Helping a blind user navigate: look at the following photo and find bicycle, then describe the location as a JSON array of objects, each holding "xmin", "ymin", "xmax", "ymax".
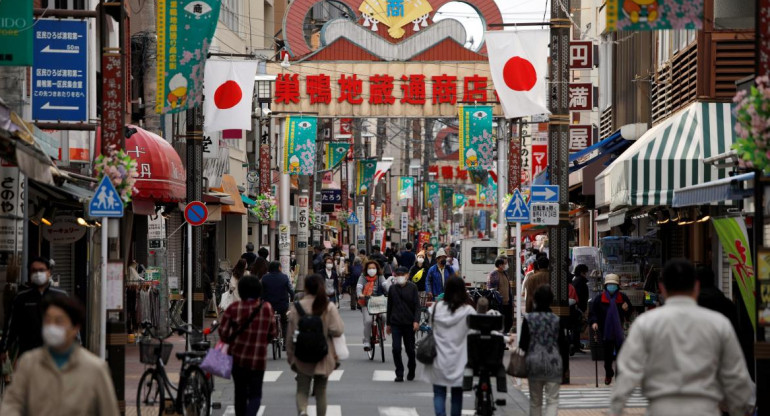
[
  {"xmin": 415, "ymin": 302, "xmax": 434, "ymax": 342},
  {"xmin": 135, "ymin": 321, "xmax": 218, "ymax": 416},
  {"xmin": 367, "ymin": 312, "xmax": 387, "ymax": 362},
  {"xmin": 271, "ymin": 312, "xmax": 284, "ymax": 360}
]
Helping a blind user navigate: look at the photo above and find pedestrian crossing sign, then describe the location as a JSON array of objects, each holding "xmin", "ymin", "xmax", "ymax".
[
  {"xmin": 505, "ymin": 188, "xmax": 529, "ymax": 223},
  {"xmin": 347, "ymin": 212, "xmax": 359, "ymax": 225},
  {"xmin": 88, "ymin": 176, "xmax": 124, "ymax": 218}
]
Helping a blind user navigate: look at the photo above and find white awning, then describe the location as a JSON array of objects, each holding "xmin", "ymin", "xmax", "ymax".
[
  {"xmin": 595, "ymin": 213, "xmax": 610, "ymax": 233},
  {"xmin": 672, "ymin": 172, "xmax": 754, "ymax": 207}
]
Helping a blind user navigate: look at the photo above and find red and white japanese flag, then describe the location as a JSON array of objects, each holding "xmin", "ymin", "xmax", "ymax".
[
  {"xmin": 203, "ymin": 60, "xmax": 258, "ymax": 133},
  {"xmin": 485, "ymin": 30, "xmax": 551, "ymax": 118}
]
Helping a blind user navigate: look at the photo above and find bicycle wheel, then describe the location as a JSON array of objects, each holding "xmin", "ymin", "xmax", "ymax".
[
  {"xmin": 137, "ymin": 369, "xmax": 164, "ymax": 416},
  {"xmin": 180, "ymin": 367, "xmax": 211, "ymax": 416},
  {"xmin": 367, "ymin": 322, "xmax": 376, "ymax": 361},
  {"xmin": 379, "ymin": 322, "xmax": 386, "ymax": 363}
]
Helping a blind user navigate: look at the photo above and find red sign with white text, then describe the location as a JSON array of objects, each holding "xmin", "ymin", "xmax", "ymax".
[
  {"xmin": 101, "ymin": 54, "xmax": 124, "ymax": 153},
  {"xmin": 532, "ymin": 144, "xmax": 548, "ymax": 179}
]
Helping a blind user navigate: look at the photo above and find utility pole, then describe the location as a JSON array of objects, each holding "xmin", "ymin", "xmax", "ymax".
[
  {"xmin": 549, "ymin": 0, "xmax": 572, "ymax": 383},
  {"xmin": 278, "ymin": 117, "xmax": 291, "ymax": 282},
  {"xmin": 185, "ymin": 107, "xmax": 204, "ymax": 330},
  {"xmin": 496, "ymin": 118, "xmax": 508, "ymax": 249},
  {"xmin": 353, "ymin": 119, "xmax": 364, "ymax": 252},
  {"xmin": 422, "ymin": 119, "xmax": 433, "ymax": 237}
]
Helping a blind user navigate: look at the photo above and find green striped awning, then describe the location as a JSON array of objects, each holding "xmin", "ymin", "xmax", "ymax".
[{"xmin": 595, "ymin": 102, "xmax": 734, "ymax": 211}]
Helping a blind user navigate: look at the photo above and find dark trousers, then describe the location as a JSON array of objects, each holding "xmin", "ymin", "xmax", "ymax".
[
  {"xmin": 501, "ymin": 303, "xmax": 513, "ymax": 333},
  {"xmin": 348, "ymin": 286, "xmax": 358, "ymax": 309},
  {"xmin": 232, "ymin": 364, "xmax": 265, "ymax": 416},
  {"xmin": 603, "ymin": 341, "xmax": 621, "ymax": 379},
  {"xmin": 276, "ymin": 310, "xmax": 288, "ymax": 339},
  {"xmin": 391, "ymin": 324, "xmax": 416, "ymax": 378}
]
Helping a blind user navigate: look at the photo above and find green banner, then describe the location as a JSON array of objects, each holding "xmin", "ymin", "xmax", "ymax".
[
  {"xmin": 459, "ymin": 105, "xmax": 494, "ymax": 171},
  {"xmin": 0, "ymin": 0, "xmax": 32, "ymax": 66},
  {"xmin": 356, "ymin": 158, "xmax": 377, "ymax": 196},
  {"xmin": 325, "ymin": 142, "xmax": 350, "ymax": 170},
  {"xmin": 398, "ymin": 177, "xmax": 415, "ymax": 200},
  {"xmin": 441, "ymin": 187, "xmax": 454, "ymax": 206},
  {"xmin": 712, "ymin": 217, "xmax": 756, "ymax": 330},
  {"xmin": 156, "ymin": 0, "xmax": 221, "ymax": 113},
  {"xmin": 425, "ymin": 182, "xmax": 439, "ymax": 208},
  {"xmin": 476, "ymin": 176, "xmax": 497, "ymax": 205},
  {"xmin": 454, "ymin": 193, "xmax": 467, "ymax": 208},
  {"xmin": 283, "ymin": 116, "xmax": 317, "ymax": 175},
  {"xmin": 606, "ymin": 0, "xmax": 702, "ymax": 31}
]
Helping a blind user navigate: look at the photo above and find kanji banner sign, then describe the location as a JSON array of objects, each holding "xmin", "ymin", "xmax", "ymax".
[
  {"xmin": 441, "ymin": 187, "xmax": 454, "ymax": 206},
  {"xmin": 454, "ymin": 193, "xmax": 467, "ymax": 208},
  {"xmin": 606, "ymin": 0, "xmax": 702, "ymax": 31},
  {"xmin": 356, "ymin": 158, "xmax": 377, "ymax": 195},
  {"xmin": 425, "ymin": 182, "xmax": 439, "ymax": 208},
  {"xmin": 156, "ymin": 0, "xmax": 221, "ymax": 114},
  {"xmin": 283, "ymin": 116, "xmax": 318, "ymax": 175},
  {"xmin": 458, "ymin": 105, "xmax": 494, "ymax": 171},
  {"xmin": 324, "ymin": 142, "xmax": 351, "ymax": 169},
  {"xmin": 0, "ymin": 0, "xmax": 32, "ymax": 66},
  {"xmin": 398, "ymin": 176, "xmax": 415, "ymax": 200},
  {"xmin": 712, "ymin": 217, "xmax": 756, "ymax": 330}
]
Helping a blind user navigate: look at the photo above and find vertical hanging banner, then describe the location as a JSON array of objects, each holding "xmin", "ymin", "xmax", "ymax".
[
  {"xmin": 325, "ymin": 142, "xmax": 351, "ymax": 170},
  {"xmin": 441, "ymin": 187, "xmax": 454, "ymax": 206},
  {"xmin": 0, "ymin": 0, "xmax": 32, "ymax": 66},
  {"xmin": 398, "ymin": 177, "xmax": 415, "ymax": 200},
  {"xmin": 476, "ymin": 177, "xmax": 497, "ymax": 205},
  {"xmin": 606, "ymin": 0, "xmax": 703, "ymax": 31},
  {"xmin": 284, "ymin": 116, "xmax": 318, "ymax": 175},
  {"xmin": 355, "ymin": 158, "xmax": 377, "ymax": 195},
  {"xmin": 712, "ymin": 217, "xmax": 756, "ymax": 330},
  {"xmin": 101, "ymin": 53, "xmax": 125, "ymax": 151},
  {"xmin": 453, "ymin": 193, "xmax": 467, "ymax": 208},
  {"xmin": 156, "ymin": 0, "xmax": 221, "ymax": 114},
  {"xmin": 425, "ymin": 182, "xmax": 439, "ymax": 208},
  {"xmin": 458, "ymin": 105, "xmax": 494, "ymax": 171}
]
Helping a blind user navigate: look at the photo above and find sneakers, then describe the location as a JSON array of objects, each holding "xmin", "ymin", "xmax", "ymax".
[
  {"xmin": 394, "ymin": 377, "xmax": 404, "ymax": 382},
  {"xmin": 406, "ymin": 372, "xmax": 415, "ymax": 381}
]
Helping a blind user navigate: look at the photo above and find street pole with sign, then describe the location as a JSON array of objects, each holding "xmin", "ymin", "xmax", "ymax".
[{"xmin": 297, "ymin": 192, "xmax": 310, "ymax": 283}]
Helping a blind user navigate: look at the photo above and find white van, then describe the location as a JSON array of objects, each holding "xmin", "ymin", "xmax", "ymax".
[{"xmin": 460, "ymin": 238, "xmax": 501, "ymax": 287}]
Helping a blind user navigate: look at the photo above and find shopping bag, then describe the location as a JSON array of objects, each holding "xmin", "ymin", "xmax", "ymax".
[
  {"xmin": 332, "ymin": 334, "xmax": 349, "ymax": 361},
  {"xmin": 200, "ymin": 341, "xmax": 233, "ymax": 379},
  {"xmin": 219, "ymin": 290, "xmax": 233, "ymax": 311},
  {"xmin": 506, "ymin": 347, "xmax": 527, "ymax": 378},
  {"xmin": 415, "ymin": 306, "xmax": 437, "ymax": 364}
]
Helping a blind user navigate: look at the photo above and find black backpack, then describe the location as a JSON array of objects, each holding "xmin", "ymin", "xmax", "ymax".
[{"xmin": 293, "ymin": 301, "xmax": 328, "ymax": 363}]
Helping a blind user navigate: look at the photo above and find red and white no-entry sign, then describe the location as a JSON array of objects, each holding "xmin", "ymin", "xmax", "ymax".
[{"xmin": 184, "ymin": 201, "xmax": 208, "ymax": 226}]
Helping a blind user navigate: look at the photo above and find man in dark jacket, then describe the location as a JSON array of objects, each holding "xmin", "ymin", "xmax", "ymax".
[
  {"xmin": 588, "ymin": 273, "xmax": 633, "ymax": 385},
  {"xmin": 250, "ymin": 247, "xmax": 269, "ymax": 279},
  {"xmin": 260, "ymin": 261, "xmax": 295, "ymax": 339},
  {"xmin": 1, "ymin": 257, "xmax": 68, "ymax": 360},
  {"xmin": 571, "ymin": 264, "xmax": 590, "ymax": 352},
  {"xmin": 386, "ymin": 266, "xmax": 420, "ymax": 382},
  {"xmin": 240, "ymin": 242, "xmax": 257, "ymax": 267},
  {"xmin": 398, "ymin": 243, "xmax": 416, "ymax": 270}
]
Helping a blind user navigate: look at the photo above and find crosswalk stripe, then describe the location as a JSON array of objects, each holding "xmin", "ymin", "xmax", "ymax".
[
  {"xmin": 519, "ymin": 387, "xmax": 649, "ymax": 409},
  {"xmin": 373, "ymin": 370, "xmax": 397, "ymax": 381},
  {"xmin": 378, "ymin": 407, "xmax": 420, "ymax": 416},
  {"xmin": 232, "ymin": 405, "xmax": 342, "ymax": 416},
  {"xmin": 328, "ymin": 369, "xmax": 344, "ymax": 381},
  {"xmin": 263, "ymin": 370, "xmax": 283, "ymax": 382}
]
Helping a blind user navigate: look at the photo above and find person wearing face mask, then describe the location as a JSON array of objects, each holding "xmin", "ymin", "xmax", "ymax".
[
  {"xmin": 409, "ymin": 251, "xmax": 429, "ymax": 296},
  {"xmin": 588, "ymin": 273, "xmax": 633, "ymax": 385},
  {"xmin": 0, "ymin": 294, "xmax": 119, "ymax": 415},
  {"xmin": 425, "ymin": 248, "xmax": 455, "ymax": 300},
  {"xmin": 0, "ymin": 257, "xmax": 68, "ymax": 362},
  {"xmin": 386, "ymin": 267, "xmax": 420, "ymax": 382},
  {"xmin": 356, "ymin": 261, "xmax": 387, "ymax": 349},
  {"xmin": 323, "ymin": 257, "xmax": 340, "ymax": 305},
  {"xmin": 487, "ymin": 258, "xmax": 512, "ymax": 333},
  {"xmin": 424, "ymin": 244, "xmax": 437, "ymax": 267}
]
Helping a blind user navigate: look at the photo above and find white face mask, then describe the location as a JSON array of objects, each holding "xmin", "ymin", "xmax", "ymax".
[
  {"xmin": 503, "ymin": 264, "xmax": 509, "ymax": 271},
  {"xmin": 31, "ymin": 271, "xmax": 49, "ymax": 287},
  {"xmin": 396, "ymin": 276, "xmax": 407, "ymax": 285},
  {"xmin": 42, "ymin": 324, "xmax": 68, "ymax": 348},
  {"xmin": 416, "ymin": 257, "xmax": 424, "ymax": 264},
  {"xmin": 428, "ymin": 250, "xmax": 435, "ymax": 256},
  {"xmin": 367, "ymin": 268, "xmax": 378, "ymax": 277},
  {"xmin": 326, "ymin": 263, "xmax": 334, "ymax": 270}
]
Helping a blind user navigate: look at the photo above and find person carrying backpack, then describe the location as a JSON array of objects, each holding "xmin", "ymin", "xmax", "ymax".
[{"xmin": 287, "ymin": 274, "xmax": 344, "ymax": 416}]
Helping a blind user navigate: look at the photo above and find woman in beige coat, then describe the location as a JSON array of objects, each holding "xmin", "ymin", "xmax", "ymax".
[
  {"xmin": 0, "ymin": 294, "xmax": 119, "ymax": 415},
  {"xmin": 287, "ymin": 273, "xmax": 344, "ymax": 416}
]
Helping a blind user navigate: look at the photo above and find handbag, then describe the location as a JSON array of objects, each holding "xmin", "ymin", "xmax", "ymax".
[
  {"xmin": 332, "ymin": 334, "xmax": 349, "ymax": 361},
  {"xmin": 506, "ymin": 347, "xmax": 528, "ymax": 378},
  {"xmin": 415, "ymin": 305, "xmax": 437, "ymax": 364},
  {"xmin": 200, "ymin": 341, "xmax": 233, "ymax": 379}
]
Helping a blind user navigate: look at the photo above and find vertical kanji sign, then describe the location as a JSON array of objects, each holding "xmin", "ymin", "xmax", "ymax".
[
  {"xmin": 568, "ymin": 125, "xmax": 593, "ymax": 153},
  {"xmin": 568, "ymin": 83, "xmax": 593, "ymax": 111},
  {"xmin": 101, "ymin": 54, "xmax": 124, "ymax": 152},
  {"xmin": 532, "ymin": 144, "xmax": 548, "ymax": 179},
  {"xmin": 569, "ymin": 41, "xmax": 593, "ymax": 69},
  {"xmin": 508, "ymin": 121, "xmax": 521, "ymax": 192}
]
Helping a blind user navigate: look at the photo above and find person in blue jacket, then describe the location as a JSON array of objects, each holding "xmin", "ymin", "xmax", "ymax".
[{"xmin": 425, "ymin": 248, "xmax": 456, "ymax": 299}]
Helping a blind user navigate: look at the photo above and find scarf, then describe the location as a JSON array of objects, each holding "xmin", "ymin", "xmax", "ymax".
[
  {"xmin": 358, "ymin": 275, "xmax": 378, "ymax": 306},
  {"xmin": 603, "ymin": 289, "xmax": 625, "ymax": 345}
]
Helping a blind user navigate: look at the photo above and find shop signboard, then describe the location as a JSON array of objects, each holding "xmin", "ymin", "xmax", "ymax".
[
  {"xmin": 0, "ymin": 163, "xmax": 24, "ymax": 252},
  {"xmin": 400, "ymin": 212, "xmax": 409, "ymax": 237},
  {"xmin": 106, "ymin": 262, "xmax": 123, "ymax": 310},
  {"xmin": 0, "ymin": 0, "xmax": 32, "ymax": 66},
  {"xmin": 530, "ymin": 202, "xmax": 559, "ymax": 225},
  {"xmin": 569, "ymin": 41, "xmax": 593, "ymax": 69},
  {"xmin": 712, "ymin": 217, "xmax": 756, "ymax": 329},
  {"xmin": 606, "ymin": 0, "xmax": 703, "ymax": 31},
  {"xmin": 42, "ymin": 216, "xmax": 87, "ymax": 245},
  {"xmin": 297, "ymin": 195, "xmax": 309, "ymax": 248}
]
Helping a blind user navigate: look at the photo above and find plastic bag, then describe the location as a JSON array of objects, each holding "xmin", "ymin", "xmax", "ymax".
[
  {"xmin": 332, "ymin": 334, "xmax": 349, "ymax": 361},
  {"xmin": 200, "ymin": 341, "xmax": 233, "ymax": 379}
]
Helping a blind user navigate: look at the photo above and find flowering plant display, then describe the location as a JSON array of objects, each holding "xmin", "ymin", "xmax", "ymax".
[
  {"xmin": 94, "ymin": 147, "xmax": 138, "ymax": 205},
  {"xmin": 336, "ymin": 210, "xmax": 350, "ymax": 228},
  {"xmin": 383, "ymin": 215, "xmax": 394, "ymax": 229},
  {"xmin": 732, "ymin": 76, "xmax": 770, "ymax": 172},
  {"xmin": 250, "ymin": 193, "xmax": 277, "ymax": 222}
]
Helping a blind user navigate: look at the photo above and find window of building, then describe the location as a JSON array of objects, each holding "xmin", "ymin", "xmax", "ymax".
[
  {"xmin": 221, "ymin": 0, "xmax": 241, "ymax": 32},
  {"xmin": 471, "ymin": 247, "xmax": 497, "ymax": 265}
]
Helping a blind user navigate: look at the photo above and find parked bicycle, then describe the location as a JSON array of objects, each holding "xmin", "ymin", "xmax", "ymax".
[{"xmin": 135, "ymin": 321, "xmax": 219, "ymax": 416}]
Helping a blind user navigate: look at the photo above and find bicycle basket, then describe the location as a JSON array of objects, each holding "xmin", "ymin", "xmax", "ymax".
[
  {"xmin": 139, "ymin": 341, "xmax": 173, "ymax": 365},
  {"xmin": 367, "ymin": 296, "xmax": 387, "ymax": 315}
]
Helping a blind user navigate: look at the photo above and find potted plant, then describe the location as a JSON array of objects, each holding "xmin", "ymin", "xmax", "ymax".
[{"xmin": 94, "ymin": 146, "xmax": 139, "ymax": 205}]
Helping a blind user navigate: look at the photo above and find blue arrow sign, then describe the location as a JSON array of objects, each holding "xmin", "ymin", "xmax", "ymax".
[
  {"xmin": 89, "ymin": 176, "xmax": 124, "ymax": 218},
  {"xmin": 505, "ymin": 189, "xmax": 530, "ymax": 223},
  {"xmin": 530, "ymin": 185, "xmax": 559, "ymax": 203},
  {"xmin": 347, "ymin": 212, "xmax": 359, "ymax": 225},
  {"xmin": 32, "ymin": 20, "xmax": 88, "ymax": 122}
]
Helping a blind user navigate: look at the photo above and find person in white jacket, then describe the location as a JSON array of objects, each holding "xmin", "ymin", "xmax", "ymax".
[{"xmin": 421, "ymin": 276, "xmax": 475, "ymax": 416}]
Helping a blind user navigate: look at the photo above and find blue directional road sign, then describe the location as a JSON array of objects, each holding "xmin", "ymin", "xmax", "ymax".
[
  {"xmin": 505, "ymin": 189, "xmax": 530, "ymax": 223},
  {"xmin": 32, "ymin": 20, "xmax": 88, "ymax": 121},
  {"xmin": 89, "ymin": 176, "xmax": 124, "ymax": 218},
  {"xmin": 347, "ymin": 212, "xmax": 359, "ymax": 225},
  {"xmin": 530, "ymin": 185, "xmax": 559, "ymax": 203}
]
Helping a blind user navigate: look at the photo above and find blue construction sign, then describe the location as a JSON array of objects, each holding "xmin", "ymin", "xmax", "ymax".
[
  {"xmin": 505, "ymin": 188, "xmax": 530, "ymax": 223},
  {"xmin": 347, "ymin": 212, "xmax": 359, "ymax": 225},
  {"xmin": 89, "ymin": 176, "xmax": 124, "ymax": 218},
  {"xmin": 32, "ymin": 19, "xmax": 88, "ymax": 122},
  {"xmin": 530, "ymin": 185, "xmax": 559, "ymax": 203}
]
